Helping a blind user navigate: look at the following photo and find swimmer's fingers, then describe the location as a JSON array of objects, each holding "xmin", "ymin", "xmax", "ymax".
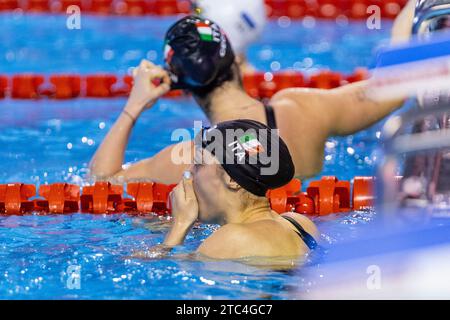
[
  {"xmin": 182, "ymin": 174, "xmax": 195, "ymax": 202},
  {"xmin": 132, "ymin": 60, "xmax": 152, "ymax": 77},
  {"xmin": 152, "ymin": 81, "xmax": 170, "ymax": 97},
  {"xmin": 139, "ymin": 59, "xmax": 155, "ymax": 70},
  {"xmin": 148, "ymin": 67, "xmax": 170, "ymax": 83},
  {"xmin": 132, "ymin": 62, "xmax": 170, "ymax": 96},
  {"xmin": 170, "ymin": 183, "xmax": 183, "ymax": 203},
  {"xmin": 137, "ymin": 60, "xmax": 164, "ymax": 77}
]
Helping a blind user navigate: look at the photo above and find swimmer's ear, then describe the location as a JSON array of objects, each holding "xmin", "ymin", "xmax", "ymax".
[
  {"xmin": 224, "ymin": 176, "xmax": 241, "ymax": 192},
  {"xmin": 218, "ymin": 167, "xmax": 241, "ymax": 191}
]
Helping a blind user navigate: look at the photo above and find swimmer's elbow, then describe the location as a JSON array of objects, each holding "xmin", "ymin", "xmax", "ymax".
[{"xmin": 88, "ymin": 161, "xmax": 125, "ymax": 181}]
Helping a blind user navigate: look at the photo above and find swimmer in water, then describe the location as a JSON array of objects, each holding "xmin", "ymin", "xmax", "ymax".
[
  {"xmin": 191, "ymin": 0, "xmax": 267, "ymax": 73},
  {"xmin": 90, "ymin": 16, "xmax": 407, "ymax": 184},
  {"xmin": 133, "ymin": 119, "xmax": 319, "ymax": 263}
]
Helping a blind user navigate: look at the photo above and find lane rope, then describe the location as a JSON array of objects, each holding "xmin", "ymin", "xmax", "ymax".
[
  {"xmin": 0, "ymin": 68, "xmax": 369, "ymax": 100},
  {"xmin": 0, "ymin": 176, "xmax": 375, "ymax": 216}
]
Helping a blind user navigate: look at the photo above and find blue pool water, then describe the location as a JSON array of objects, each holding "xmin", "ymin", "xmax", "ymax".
[{"xmin": 0, "ymin": 13, "xmax": 393, "ymax": 299}]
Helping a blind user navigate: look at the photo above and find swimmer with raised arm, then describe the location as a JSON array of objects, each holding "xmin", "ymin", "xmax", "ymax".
[
  {"xmin": 90, "ymin": 15, "xmax": 408, "ymax": 184},
  {"xmin": 134, "ymin": 120, "xmax": 319, "ymax": 263}
]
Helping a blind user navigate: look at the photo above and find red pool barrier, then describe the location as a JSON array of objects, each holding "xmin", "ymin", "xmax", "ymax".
[
  {"xmin": 11, "ymin": 74, "xmax": 45, "ymax": 99},
  {"xmin": 307, "ymin": 176, "xmax": 351, "ymax": 216},
  {"xmin": 243, "ymin": 72, "xmax": 266, "ymax": 99},
  {"xmin": 317, "ymin": 0, "xmax": 341, "ymax": 19},
  {"xmin": 0, "ymin": 0, "xmax": 19, "ymax": 11},
  {"xmin": 0, "ymin": 76, "xmax": 8, "ymax": 99},
  {"xmin": 114, "ymin": 0, "xmax": 148, "ymax": 15},
  {"xmin": 0, "ymin": 69, "xmax": 368, "ymax": 100},
  {"xmin": 80, "ymin": 182, "xmax": 123, "ymax": 214},
  {"xmin": 89, "ymin": 0, "xmax": 113, "ymax": 14},
  {"xmin": 24, "ymin": 0, "xmax": 51, "ymax": 12},
  {"xmin": 345, "ymin": 68, "xmax": 369, "ymax": 84},
  {"xmin": 85, "ymin": 74, "xmax": 117, "ymax": 98},
  {"xmin": 286, "ymin": 0, "xmax": 310, "ymax": 19},
  {"xmin": 153, "ymin": 0, "xmax": 179, "ymax": 16},
  {"xmin": 258, "ymin": 81, "xmax": 278, "ymax": 99},
  {"xmin": 124, "ymin": 182, "xmax": 176, "ymax": 214},
  {"xmin": 295, "ymin": 193, "xmax": 315, "ymax": 215},
  {"xmin": 0, "ymin": 184, "xmax": 36, "ymax": 215},
  {"xmin": 274, "ymin": 71, "xmax": 306, "ymax": 90},
  {"xmin": 0, "ymin": 177, "xmax": 375, "ymax": 215},
  {"xmin": 35, "ymin": 183, "xmax": 80, "ymax": 213},
  {"xmin": 0, "ymin": 0, "xmax": 409, "ymax": 18},
  {"xmin": 352, "ymin": 176, "xmax": 375, "ymax": 210},
  {"xmin": 53, "ymin": 0, "xmax": 85, "ymax": 12},
  {"xmin": 49, "ymin": 75, "xmax": 82, "ymax": 99},
  {"xmin": 265, "ymin": 0, "xmax": 289, "ymax": 18},
  {"xmin": 309, "ymin": 71, "xmax": 343, "ymax": 89},
  {"xmin": 268, "ymin": 179, "xmax": 302, "ymax": 214}
]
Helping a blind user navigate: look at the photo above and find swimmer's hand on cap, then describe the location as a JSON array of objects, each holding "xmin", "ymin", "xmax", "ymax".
[
  {"xmin": 124, "ymin": 59, "xmax": 171, "ymax": 121},
  {"xmin": 164, "ymin": 171, "xmax": 199, "ymax": 247}
]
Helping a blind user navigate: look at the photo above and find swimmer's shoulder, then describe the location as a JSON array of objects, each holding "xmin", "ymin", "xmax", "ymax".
[
  {"xmin": 270, "ymin": 86, "xmax": 331, "ymax": 112},
  {"xmin": 280, "ymin": 212, "xmax": 320, "ymax": 241},
  {"xmin": 197, "ymin": 224, "xmax": 262, "ymax": 259}
]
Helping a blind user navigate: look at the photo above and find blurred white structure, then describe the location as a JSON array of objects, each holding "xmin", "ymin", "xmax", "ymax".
[{"xmin": 193, "ymin": 0, "xmax": 267, "ymax": 55}]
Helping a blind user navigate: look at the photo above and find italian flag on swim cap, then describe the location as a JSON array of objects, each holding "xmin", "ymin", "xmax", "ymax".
[
  {"xmin": 196, "ymin": 21, "xmax": 214, "ymax": 42},
  {"xmin": 239, "ymin": 133, "xmax": 264, "ymax": 155},
  {"xmin": 164, "ymin": 42, "xmax": 174, "ymax": 63}
]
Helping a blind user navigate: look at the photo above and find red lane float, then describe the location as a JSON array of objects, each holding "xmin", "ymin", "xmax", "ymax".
[
  {"xmin": 0, "ymin": 0, "xmax": 19, "ymax": 11},
  {"xmin": 0, "ymin": 176, "xmax": 374, "ymax": 216},
  {"xmin": 0, "ymin": 183, "xmax": 36, "ymax": 215},
  {"xmin": 80, "ymin": 182, "xmax": 123, "ymax": 213},
  {"xmin": 0, "ymin": 0, "xmax": 407, "ymax": 19},
  {"xmin": 307, "ymin": 176, "xmax": 351, "ymax": 215},
  {"xmin": 25, "ymin": 0, "xmax": 51, "ymax": 12},
  {"xmin": 11, "ymin": 74, "xmax": 44, "ymax": 99},
  {"xmin": 123, "ymin": 182, "xmax": 176, "ymax": 214},
  {"xmin": 352, "ymin": 176, "xmax": 375, "ymax": 210},
  {"xmin": 49, "ymin": 75, "xmax": 82, "ymax": 99},
  {"xmin": 0, "ymin": 75, "xmax": 8, "ymax": 98},
  {"xmin": 269, "ymin": 176, "xmax": 375, "ymax": 216},
  {"xmin": 0, "ymin": 69, "xmax": 369, "ymax": 100},
  {"xmin": 35, "ymin": 183, "xmax": 80, "ymax": 213}
]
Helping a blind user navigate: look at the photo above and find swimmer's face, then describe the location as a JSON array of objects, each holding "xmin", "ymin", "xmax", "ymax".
[{"xmin": 192, "ymin": 148, "xmax": 228, "ymax": 224}]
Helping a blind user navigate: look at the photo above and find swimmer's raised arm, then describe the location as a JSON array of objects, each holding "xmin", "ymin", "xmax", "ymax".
[
  {"xmin": 111, "ymin": 142, "xmax": 193, "ymax": 184},
  {"xmin": 324, "ymin": 80, "xmax": 406, "ymax": 136},
  {"xmin": 273, "ymin": 80, "xmax": 405, "ymax": 137},
  {"xmin": 89, "ymin": 59, "xmax": 171, "ymax": 180},
  {"xmin": 391, "ymin": 0, "xmax": 416, "ymax": 44}
]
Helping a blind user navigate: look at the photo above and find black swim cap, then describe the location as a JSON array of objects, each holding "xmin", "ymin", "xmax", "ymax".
[
  {"xmin": 164, "ymin": 15, "xmax": 235, "ymax": 90},
  {"xmin": 198, "ymin": 119, "xmax": 295, "ymax": 197}
]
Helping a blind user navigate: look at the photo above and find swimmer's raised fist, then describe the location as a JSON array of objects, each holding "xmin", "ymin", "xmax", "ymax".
[{"xmin": 124, "ymin": 59, "xmax": 171, "ymax": 119}]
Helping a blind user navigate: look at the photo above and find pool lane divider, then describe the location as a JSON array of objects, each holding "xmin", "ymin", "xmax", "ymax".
[
  {"xmin": 0, "ymin": 176, "xmax": 375, "ymax": 216},
  {"xmin": 0, "ymin": 0, "xmax": 407, "ymax": 19},
  {"xmin": 0, "ymin": 69, "xmax": 368, "ymax": 100}
]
